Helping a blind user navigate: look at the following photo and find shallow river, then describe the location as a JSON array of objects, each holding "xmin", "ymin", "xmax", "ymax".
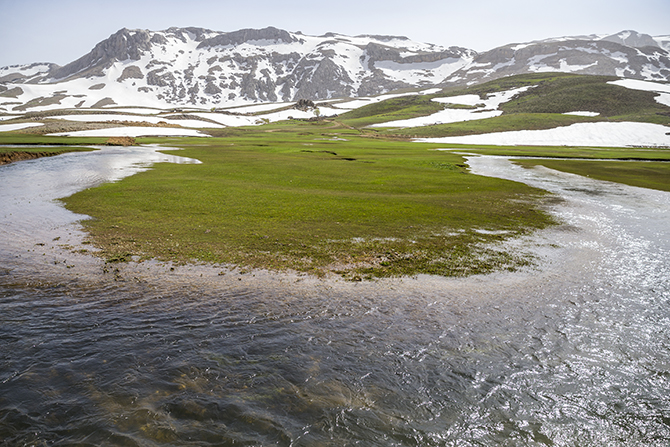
[{"xmin": 1, "ymin": 147, "xmax": 669, "ymax": 446}]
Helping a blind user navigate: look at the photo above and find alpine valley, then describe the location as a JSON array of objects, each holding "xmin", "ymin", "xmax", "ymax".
[{"xmin": 1, "ymin": 27, "xmax": 669, "ymax": 111}]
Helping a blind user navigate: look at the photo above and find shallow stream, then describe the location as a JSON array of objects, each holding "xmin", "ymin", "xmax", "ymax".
[{"xmin": 1, "ymin": 148, "xmax": 668, "ymax": 446}]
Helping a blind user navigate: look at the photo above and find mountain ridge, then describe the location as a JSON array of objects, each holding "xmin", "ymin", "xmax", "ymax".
[{"xmin": 1, "ymin": 27, "xmax": 668, "ymax": 113}]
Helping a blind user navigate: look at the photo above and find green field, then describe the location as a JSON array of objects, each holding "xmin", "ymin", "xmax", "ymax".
[
  {"xmin": 59, "ymin": 122, "xmax": 557, "ymax": 279},
  {"xmin": 3, "ymin": 71, "xmax": 669, "ymax": 278}
]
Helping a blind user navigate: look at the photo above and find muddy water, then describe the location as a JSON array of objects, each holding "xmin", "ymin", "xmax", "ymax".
[{"xmin": 0, "ymin": 150, "xmax": 669, "ymax": 446}]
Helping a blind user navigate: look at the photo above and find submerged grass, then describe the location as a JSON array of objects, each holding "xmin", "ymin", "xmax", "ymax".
[
  {"xmin": 515, "ymin": 159, "xmax": 670, "ymax": 192},
  {"xmin": 62, "ymin": 121, "xmax": 555, "ymax": 279}
]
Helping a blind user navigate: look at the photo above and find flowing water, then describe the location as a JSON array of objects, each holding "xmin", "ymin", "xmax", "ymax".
[{"xmin": 0, "ymin": 148, "xmax": 669, "ymax": 446}]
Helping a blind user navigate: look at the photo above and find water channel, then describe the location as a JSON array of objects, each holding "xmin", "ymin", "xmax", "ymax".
[{"xmin": 0, "ymin": 146, "xmax": 668, "ymax": 446}]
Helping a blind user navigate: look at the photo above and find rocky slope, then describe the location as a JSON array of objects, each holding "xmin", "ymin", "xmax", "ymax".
[
  {"xmin": 0, "ymin": 27, "xmax": 474, "ymax": 111},
  {"xmin": 442, "ymin": 30, "xmax": 670, "ymax": 86},
  {"xmin": 0, "ymin": 28, "xmax": 668, "ymax": 113}
]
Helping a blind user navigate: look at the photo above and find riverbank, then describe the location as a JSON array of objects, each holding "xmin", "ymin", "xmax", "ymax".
[
  {"xmin": 0, "ymin": 147, "xmax": 95, "ymax": 165},
  {"xmin": 2, "ymin": 151, "xmax": 669, "ymax": 446}
]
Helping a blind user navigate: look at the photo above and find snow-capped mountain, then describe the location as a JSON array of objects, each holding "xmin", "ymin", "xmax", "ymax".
[
  {"xmin": 442, "ymin": 30, "xmax": 670, "ymax": 86},
  {"xmin": 0, "ymin": 27, "xmax": 474, "ymax": 111},
  {"xmin": 0, "ymin": 28, "xmax": 668, "ymax": 113}
]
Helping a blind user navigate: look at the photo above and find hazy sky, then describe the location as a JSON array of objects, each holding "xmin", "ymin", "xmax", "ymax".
[{"xmin": 1, "ymin": 0, "xmax": 668, "ymax": 67}]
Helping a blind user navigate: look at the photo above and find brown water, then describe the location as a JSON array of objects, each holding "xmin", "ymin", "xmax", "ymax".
[{"xmin": 1, "ymin": 149, "xmax": 669, "ymax": 446}]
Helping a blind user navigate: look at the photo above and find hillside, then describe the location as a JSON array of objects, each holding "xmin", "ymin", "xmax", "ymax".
[{"xmin": 335, "ymin": 73, "xmax": 670, "ymax": 144}]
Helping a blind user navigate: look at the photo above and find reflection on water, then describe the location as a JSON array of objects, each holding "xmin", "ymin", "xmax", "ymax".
[{"xmin": 1, "ymin": 152, "xmax": 669, "ymax": 446}]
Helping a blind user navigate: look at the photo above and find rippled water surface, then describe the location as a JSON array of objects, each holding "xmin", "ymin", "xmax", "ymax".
[{"xmin": 1, "ymin": 150, "xmax": 669, "ymax": 446}]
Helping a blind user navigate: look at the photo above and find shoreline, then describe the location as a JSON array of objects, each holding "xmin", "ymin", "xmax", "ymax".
[{"xmin": 0, "ymin": 150, "xmax": 67, "ymax": 165}]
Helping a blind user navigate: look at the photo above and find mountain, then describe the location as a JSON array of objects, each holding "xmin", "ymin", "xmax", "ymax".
[
  {"xmin": 441, "ymin": 30, "xmax": 670, "ymax": 87},
  {"xmin": 0, "ymin": 28, "xmax": 668, "ymax": 113},
  {"xmin": 0, "ymin": 27, "xmax": 475, "ymax": 111}
]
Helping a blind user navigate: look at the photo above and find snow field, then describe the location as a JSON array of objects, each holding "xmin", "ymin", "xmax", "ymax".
[
  {"xmin": 370, "ymin": 86, "xmax": 534, "ymax": 128},
  {"xmin": 610, "ymin": 78, "xmax": 670, "ymax": 107},
  {"xmin": 0, "ymin": 123, "xmax": 44, "ymax": 132},
  {"xmin": 51, "ymin": 114, "xmax": 224, "ymax": 128},
  {"xmin": 421, "ymin": 122, "xmax": 670, "ymax": 147},
  {"xmin": 48, "ymin": 127, "xmax": 210, "ymax": 138}
]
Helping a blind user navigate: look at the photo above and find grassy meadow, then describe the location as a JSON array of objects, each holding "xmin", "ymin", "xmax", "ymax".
[
  {"xmin": 59, "ymin": 121, "xmax": 557, "ymax": 279},
  {"xmin": 3, "ymin": 71, "xmax": 669, "ymax": 278}
]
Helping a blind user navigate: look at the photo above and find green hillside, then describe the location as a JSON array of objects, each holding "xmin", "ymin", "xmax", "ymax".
[{"xmin": 336, "ymin": 73, "xmax": 670, "ymax": 137}]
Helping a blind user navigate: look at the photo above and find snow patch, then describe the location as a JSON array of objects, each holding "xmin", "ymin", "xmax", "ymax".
[
  {"xmin": 421, "ymin": 122, "xmax": 670, "ymax": 147},
  {"xmin": 433, "ymin": 94, "xmax": 482, "ymax": 106},
  {"xmin": 563, "ymin": 111, "xmax": 600, "ymax": 117},
  {"xmin": 49, "ymin": 127, "xmax": 210, "ymax": 138},
  {"xmin": 370, "ymin": 86, "xmax": 533, "ymax": 128},
  {"xmin": 51, "ymin": 114, "xmax": 224, "ymax": 128},
  {"xmin": 609, "ymin": 78, "xmax": 670, "ymax": 94},
  {"xmin": 0, "ymin": 122, "xmax": 44, "ymax": 132}
]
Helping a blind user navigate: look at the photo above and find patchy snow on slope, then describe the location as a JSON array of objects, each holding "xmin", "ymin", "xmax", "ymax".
[
  {"xmin": 374, "ymin": 58, "xmax": 469, "ymax": 85},
  {"xmin": 51, "ymin": 114, "xmax": 224, "ymax": 128},
  {"xmin": 371, "ymin": 108, "xmax": 502, "ymax": 128},
  {"xmin": 48, "ymin": 127, "xmax": 210, "ymax": 138},
  {"xmin": 609, "ymin": 78, "xmax": 670, "ymax": 93},
  {"xmin": 107, "ymin": 108, "xmax": 164, "ymax": 115},
  {"xmin": 370, "ymin": 86, "xmax": 533, "ymax": 128},
  {"xmin": 191, "ymin": 113, "xmax": 258, "ymax": 126},
  {"xmin": 222, "ymin": 102, "xmax": 293, "ymax": 114},
  {"xmin": 531, "ymin": 59, "xmax": 598, "ymax": 73},
  {"xmin": 433, "ymin": 94, "xmax": 482, "ymax": 106},
  {"xmin": 419, "ymin": 122, "xmax": 670, "ymax": 147},
  {"xmin": 332, "ymin": 91, "xmax": 430, "ymax": 111},
  {"xmin": 610, "ymin": 78, "xmax": 670, "ymax": 107},
  {"xmin": 0, "ymin": 123, "xmax": 44, "ymax": 132},
  {"xmin": 0, "ymin": 64, "xmax": 52, "ymax": 78},
  {"xmin": 655, "ymin": 94, "xmax": 670, "ymax": 107},
  {"xmin": 563, "ymin": 111, "xmax": 600, "ymax": 116}
]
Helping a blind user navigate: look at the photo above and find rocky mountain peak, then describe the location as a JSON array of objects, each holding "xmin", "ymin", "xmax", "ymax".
[
  {"xmin": 601, "ymin": 30, "xmax": 660, "ymax": 49},
  {"xmin": 1, "ymin": 27, "xmax": 669, "ymax": 112},
  {"xmin": 197, "ymin": 27, "xmax": 299, "ymax": 49}
]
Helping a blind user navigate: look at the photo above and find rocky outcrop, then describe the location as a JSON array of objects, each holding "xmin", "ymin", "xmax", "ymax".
[
  {"xmin": 117, "ymin": 65, "xmax": 144, "ymax": 82},
  {"xmin": 197, "ymin": 27, "xmax": 298, "ymax": 49},
  {"xmin": 49, "ymin": 28, "xmax": 154, "ymax": 80}
]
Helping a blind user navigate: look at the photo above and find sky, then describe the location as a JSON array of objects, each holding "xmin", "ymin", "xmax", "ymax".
[{"xmin": 1, "ymin": 0, "xmax": 668, "ymax": 67}]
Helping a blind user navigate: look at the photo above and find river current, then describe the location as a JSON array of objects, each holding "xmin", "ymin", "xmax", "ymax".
[{"xmin": 0, "ymin": 147, "xmax": 668, "ymax": 446}]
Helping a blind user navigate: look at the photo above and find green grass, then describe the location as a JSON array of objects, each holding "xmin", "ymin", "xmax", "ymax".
[
  {"xmin": 62, "ymin": 122, "xmax": 556, "ymax": 279},
  {"xmin": 514, "ymin": 159, "xmax": 670, "ymax": 192}
]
